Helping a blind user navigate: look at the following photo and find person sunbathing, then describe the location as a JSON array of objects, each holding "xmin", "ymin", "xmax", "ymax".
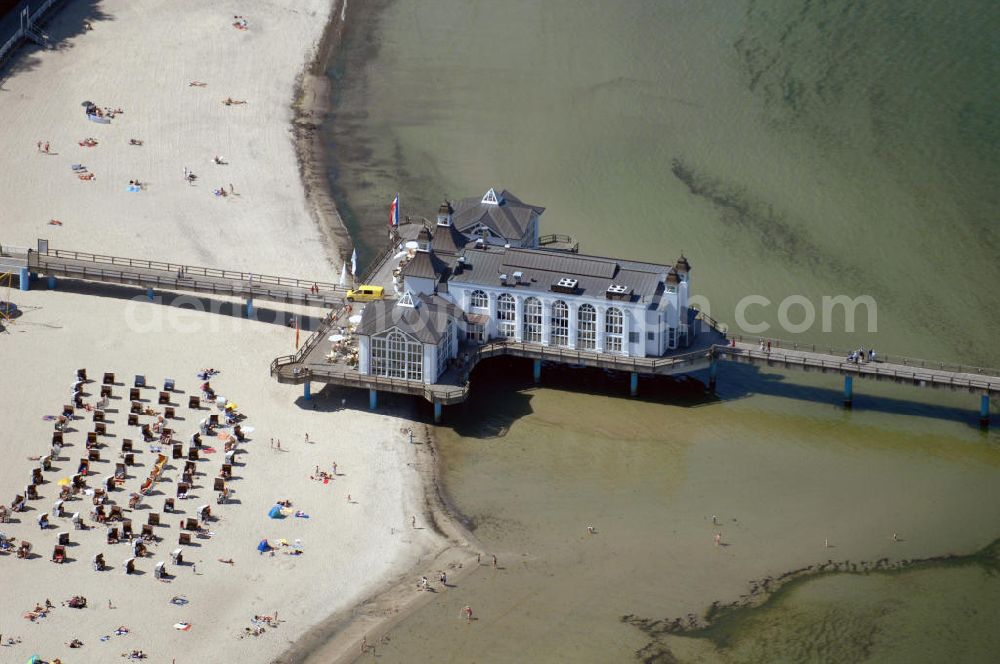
[
  {"xmin": 129, "ymin": 138, "xmax": 143, "ymax": 145},
  {"xmin": 68, "ymin": 638, "xmax": 84, "ymax": 648},
  {"xmin": 189, "ymin": 81, "xmax": 207, "ymax": 87},
  {"xmin": 218, "ymin": 557, "xmax": 235, "ymax": 565}
]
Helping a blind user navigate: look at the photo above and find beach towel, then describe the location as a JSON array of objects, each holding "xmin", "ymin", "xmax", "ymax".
[
  {"xmin": 294, "ymin": 511, "xmax": 309, "ymax": 518},
  {"xmin": 174, "ymin": 622, "xmax": 192, "ymax": 631},
  {"xmin": 127, "ymin": 185, "xmax": 141, "ymax": 193}
]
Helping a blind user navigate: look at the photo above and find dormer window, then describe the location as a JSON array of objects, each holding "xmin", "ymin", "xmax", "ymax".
[
  {"xmin": 397, "ymin": 291, "xmax": 418, "ymax": 309},
  {"xmin": 481, "ymin": 188, "xmax": 503, "ymax": 206}
]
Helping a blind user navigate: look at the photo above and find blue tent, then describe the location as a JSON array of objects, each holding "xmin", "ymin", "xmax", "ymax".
[
  {"xmin": 257, "ymin": 539, "xmax": 269, "ymax": 553},
  {"xmin": 268, "ymin": 505, "xmax": 285, "ymax": 519}
]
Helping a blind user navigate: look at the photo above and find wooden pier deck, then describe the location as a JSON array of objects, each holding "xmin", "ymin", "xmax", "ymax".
[{"xmin": 5, "ymin": 242, "xmax": 347, "ymax": 307}]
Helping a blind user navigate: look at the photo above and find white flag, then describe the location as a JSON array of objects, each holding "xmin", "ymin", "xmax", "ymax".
[
  {"xmin": 350, "ymin": 248, "xmax": 357, "ymax": 278},
  {"xmin": 339, "ymin": 262, "xmax": 348, "ymax": 287}
]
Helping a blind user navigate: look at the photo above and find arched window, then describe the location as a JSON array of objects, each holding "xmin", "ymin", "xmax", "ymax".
[
  {"xmin": 605, "ymin": 307, "xmax": 624, "ymax": 353},
  {"xmin": 551, "ymin": 300, "xmax": 569, "ymax": 347},
  {"xmin": 370, "ymin": 330, "xmax": 423, "ymax": 381},
  {"xmin": 577, "ymin": 304, "xmax": 597, "ymax": 350},
  {"xmin": 470, "ymin": 290, "xmax": 488, "ymax": 309},
  {"xmin": 522, "ymin": 297, "xmax": 542, "ymax": 343},
  {"xmin": 497, "ymin": 293, "xmax": 516, "ymax": 338}
]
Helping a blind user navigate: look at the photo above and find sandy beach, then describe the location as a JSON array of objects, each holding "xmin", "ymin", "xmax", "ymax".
[{"xmin": 0, "ymin": 1, "xmax": 461, "ymax": 662}]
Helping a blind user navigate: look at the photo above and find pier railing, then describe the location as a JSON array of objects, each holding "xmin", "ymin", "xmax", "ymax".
[
  {"xmin": 728, "ymin": 335, "xmax": 1000, "ymax": 378},
  {"xmin": 692, "ymin": 308, "xmax": 728, "ymax": 336},
  {"xmin": 357, "ymin": 229, "xmax": 402, "ymax": 286},
  {"xmin": 718, "ymin": 345, "xmax": 1000, "ymax": 392},
  {"xmin": 539, "ymin": 233, "xmax": 580, "ymax": 253}
]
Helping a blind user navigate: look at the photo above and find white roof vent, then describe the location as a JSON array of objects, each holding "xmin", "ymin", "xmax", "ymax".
[
  {"xmin": 499, "ymin": 273, "xmax": 508, "ymax": 283},
  {"xmin": 551, "ymin": 277, "xmax": 578, "ymax": 294},
  {"xmin": 607, "ymin": 284, "xmax": 629, "ymax": 294},
  {"xmin": 513, "ymin": 271, "xmax": 524, "ymax": 283}
]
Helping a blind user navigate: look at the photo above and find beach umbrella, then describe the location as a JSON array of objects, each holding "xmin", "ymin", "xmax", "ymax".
[
  {"xmin": 257, "ymin": 539, "xmax": 270, "ymax": 552},
  {"xmin": 57, "ymin": 478, "xmax": 71, "ymax": 486},
  {"xmin": 348, "ymin": 314, "xmax": 362, "ymax": 325},
  {"xmin": 224, "ymin": 401, "xmax": 237, "ymax": 410},
  {"xmin": 339, "ymin": 262, "xmax": 348, "ymax": 287},
  {"xmin": 328, "ymin": 334, "xmax": 345, "ymax": 342},
  {"xmin": 80, "ymin": 100, "xmax": 93, "ymax": 107},
  {"xmin": 268, "ymin": 505, "xmax": 284, "ymax": 519}
]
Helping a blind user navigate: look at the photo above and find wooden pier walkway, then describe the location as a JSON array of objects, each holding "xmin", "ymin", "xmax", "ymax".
[{"xmin": 3, "ymin": 242, "xmax": 347, "ymax": 308}]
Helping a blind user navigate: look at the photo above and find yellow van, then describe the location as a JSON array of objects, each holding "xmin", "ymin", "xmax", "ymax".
[{"xmin": 345, "ymin": 285, "xmax": 384, "ymax": 302}]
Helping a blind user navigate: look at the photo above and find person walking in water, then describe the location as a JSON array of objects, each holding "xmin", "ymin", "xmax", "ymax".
[
  {"xmin": 714, "ymin": 533, "xmax": 722, "ymax": 546},
  {"xmin": 491, "ymin": 554, "xmax": 497, "ymax": 569},
  {"xmin": 462, "ymin": 606, "xmax": 473, "ymax": 623}
]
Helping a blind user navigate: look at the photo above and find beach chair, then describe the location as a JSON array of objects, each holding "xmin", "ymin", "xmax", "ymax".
[
  {"xmin": 191, "ymin": 432, "xmax": 203, "ymax": 448},
  {"xmin": 165, "ymin": 406, "xmax": 176, "ymax": 419},
  {"xmin": 234, "ymin": 425, "xmax": 246, "ymax": 442},
  {"xmin": 41, "ymin": 455, "xmax": 53, "ymax": 471},
  {"xmin": 177, "ymin": 482, "xmax": 190, "ymax": 499},
  {"xmin": 130, "ymin": 400, "xmax": 141, "ymax": 414},
  {"xmin": 93, "ymin": 488, "xmax": 106, "ymax": 504},
  {"xmin": 141, "ymin": 523, "xmax": 155, "ymax": 541},
  {"xmin": 133, "ymin": 539, "xmax": 146, "ymax": 557},
  {"xmin": 171, "ymin": 548, "xmax": 183, "ymax": 564},
  {"xmin": 86, "ymin": 431, "xmax": 98, "ymax": 446},
  {"xmin": 147, "ymin": 512, "xmax": 160, "ymax": 526},
  {"xmin": 101, "ymin": 384, "xmax": 113, "ymax": 398},
  {"xmin": 107, "ymin": 526, "xmax": 119, "ymax": 544},
  {"xmin": 184, "ymin": 517, "xmax": 199, "ymax": 531},
  {"xmin": 88, "ymin": 448, "xmax": 100, "ymax": 462},
  {"xmin": 16, "ymin": 540, "xmax": 31, "ymax": 558},
  {"xmin": 94, "ymin": 409, "xmax": 105, "ymax": 422},
  {"xmin": 37, "ymin": 512, "xmax": 49, "ymax": 529},
  {"xmin": 182, "ymin": 471, "xmax": 193, "ymax": 485},
  {"xmin": 115, "ymin": 462, "xmax": 127, "ymax": 479},
  {"xmin": 72, "ymin": 512, "xmax": 83, "ymax": 530},
  {"xmin": 123, "ymin": 557, "xmax": 136, "ymax": 574},
  {"xmin": 122, "ymin": 439, "xmax": 133, "ymax": 453},
  {"xmin": 164, "ymin": 498, "xmax": 175, "ymax": 512},
  {"xmin": 221, "ymin": 462, "xmax": 233, "ymax": 478},
  {"xmin": 124, "ymin": 452, "xmax": 135, "ymax": 467},
  {"xmin": 127, "ymin": 413, "xmax": 139, "ymax": 426},
  {"xmin": 197, "ymin": 505, "xmax": 211, "ymax": 521},
  {"xmin": 158, "ymin": 391, "xmax": 170, "ymax": 405},
  {"xmin": 93, "ymin": 552, "xmax": 105, "ymax": 571},
  {"xmin": 77, "ymin": 368, "xmax": 88, "ymax": 382},
  {"xmin": 154, "ymin": 560, "xmax": 166, "ymax": 579},
  {"xmin": 95, "ymin": 422, "xmax": 107, "ymax": 435},
  {"xmin": 26, "ymin": 484, "xmax": 39, "ymax": 500},
  {"xmin": 184, "ymin": 461, "xmax": 196, "ymax": 475},
  {"xmin": 216, "ymin": 487, "xmax": 229, "ymax": 504},
  {"xmin": 189, "ymin": 395, "xmax": 200, "ymax": 409},
  {"xmin": 103, "ymin": 372, "xmax": 115, "ymax": 385},
  {"xmin": 179, "ymin": 532, "xmax": 192, "ymax": 545},
  {"xmin": 135, "ymin": 375, "xmax": 146, "ymax": 388},
  {"xmin": 172, "ymin": 443, "xmax": 183, "ymax": 459},
  {"xmin": 213, "ymin": 477, "xmax": 226, "ymax": 492},
  {"xmin": 52, "ymin": 431, "xmax": 64, "ymax": 445},
  {"xmin": 130, "ymin": 388, "xmax": 140, "ymax": 401},
  {"xmin": 209, "ymin": 413, "xmax": 219, "ymax": 426},
  {"xmin": 58, "ymin": 531, "xmax": 70, "ymax": 545},
  {"xmin": 52, "ymin": 544, "xmax": 67, "ymax": 563},
  {"xmin": 122, "ymin": 520, "xmax": 133, "ymax": 539},
  {"xmin": 78, "ymin": 458, "xmax": 90, "ymax": 475},
  {"xmin": 11, "ymin": 493, "xmax": 25, "ymax": 509},
  {"xmin": 141, "ymin": 424, "xmax": 153, "ymax": 441},
  {"xmin": 53, "ymin": 499, "xmax": 65, "ymax": 517},
  {"xmin": 62, "ymin": 404, "xmax": 75, "ymax": 417},
  {"xmin": 32, "ymin": 468, "xmax": 44, "ymax": 485},
  {"xmin": 109, "ymin": 505, "xmax": 123, "ymax": 521},
  {"xmin": 188, "ymin": 447, "xmax": 199, "ymax": 461},
  {"xmin": 74, "ymin": 394, "xmax": 84, "ymax": 408}
]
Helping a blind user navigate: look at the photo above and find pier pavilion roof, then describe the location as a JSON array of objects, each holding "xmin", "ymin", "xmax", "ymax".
[
  {"xmin": 430, "ymin": 222, "xmax": 472, "ymax": 256},
  {"xmin": 357, "ymin": 293, "xmax": 462, "ymax": 344},
  {"xmin": 451, "ymin": 189, "xmax": 544, "ymax": 242},
  {"xmin": 448, "ymin": 246, "xmax": 671, "ymax": 304}
]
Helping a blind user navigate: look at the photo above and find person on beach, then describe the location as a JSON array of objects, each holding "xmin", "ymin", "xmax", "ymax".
[
  {"xmin": 491, "ymin": 555, "xmax": 497, "ymax": 569},
  {"xmin": 347, "ymin": 493, "xmax": 352, "ymax": 503},
  {"xmin": 587, "ymin": 525, "xmax": 595, "ymax": 534},
  {"xmin": 714, "ymin": 533, "xmax": 722, "ymax": 546},
  {"xmin": 712, "ymin": 515, "xmax": 719, "ymax": 525},
  {"xmin": 304, "ymin": 433, "xmax": 310, "ymax": 444},
  {"xmin": 44, "ymin": 141, "xmax": 50, "ymax": 153},
  {"xmin": 440, "ymin": 571, "xmax": 447, "ymax": 585},
  {"xmin": 892, "ymin": 532, "xmax": 899, "ymax": 542},
  {"xmin": 411, "ymin": 515, "xmax": 416, "ymax": 528},
  {"xmin": 361, "ymin": 634, "xmax": 368, "ymax": 654},
  {"xmin": 462, "ymin": 605, "xmax": 473, "ymax": 623},
  {"xmin": 332, "ymin": 461, "xmax": 338, "ymax": 475}
]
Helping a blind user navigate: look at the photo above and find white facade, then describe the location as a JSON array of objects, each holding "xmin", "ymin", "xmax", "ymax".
[{"xmin": 448, "ymin": 280, "xmax": 687, "ymax": 358}]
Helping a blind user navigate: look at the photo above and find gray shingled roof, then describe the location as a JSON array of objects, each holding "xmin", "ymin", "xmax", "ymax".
[
  {"xmin": 430, "ymin": 223, "xmax": 472, "ymax": 256},
  {"xmin": 451, "ymin": 189, "xmax": 544, "ymax": 242},
  {"xmin": 401, "ymin": 250, "xmax": 449, "ymax": 281},
  {"xmin": 448, "ymin": 246, "xmax": 670, "ymax": 304},
  {"xmin": 357, "ymin": 294, "xmax": 460, "ymax": 344}
]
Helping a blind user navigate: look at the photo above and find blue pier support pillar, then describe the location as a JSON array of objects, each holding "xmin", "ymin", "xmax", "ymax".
[
  {"xmin": 146, "ymin": 287, "xmax": 155, "ymax": 302},
  {"xmin": 533, "ymin": 359, "xmax": 542, "ymax": 384},
  {"xmin": 303, "ymin": 382, "xmax": 311, "ymax": 401},
  {"xmin": 245, "ymin": 297, "xmax": 254, "ymax": 318},
  {"xmin": 19, "ymin": 266, "xmax": 30, "ymax": 291},
  {"xmin": 708, "ymin": 357, "xmax": 718, "ymax": 392},
  {"xmin": 369, "ymin": 389, "xmax": 378, "ymax": 410},
  {"xmin": 843, "ymin": 375, "xmax": 854, "ymax": 409},
  {"xmin": 47, "ymin": 275, "xmax": 56, "ymax": 289},
  {"xmin": 434, "ymin": 400, "xmax": 442, "ymax": 424},
  {"xmin": 630, "ymin": 372, "xmax": 639, "ymax": 397},
  {"xmin": 980, "ymin": 394, "xmax": 990, "ymax": 429}
]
